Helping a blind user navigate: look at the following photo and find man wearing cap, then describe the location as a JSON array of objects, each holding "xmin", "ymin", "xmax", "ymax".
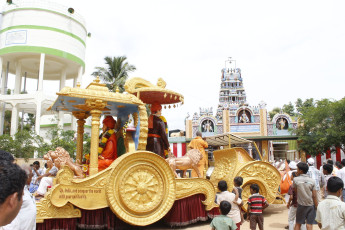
[
  {"xmin": 98, "ymin": 116, "xmax": 117, "ymax": 171},
  {"xmin": 306, "ymin": 158, "xmax": 322, "ymax": 202},
  {"xmin": 146, "ymin": 103, "xmax": 169, "ymax": 158}
]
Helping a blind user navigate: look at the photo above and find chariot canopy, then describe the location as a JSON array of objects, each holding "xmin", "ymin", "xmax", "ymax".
[
  {"xmin": 205, "ymin": 132, "xmax": 252, "ymax": 146},
  {"xmin": 205, "ymin": 132, "xmax": 263, "ymax": 161},
  {"xmin": 125, "ymin": 77, "xmax": 184, "ymax": 106},
  {"xmin": 47, "ymin": 77, "xmax": 148, "ymax": 176}
]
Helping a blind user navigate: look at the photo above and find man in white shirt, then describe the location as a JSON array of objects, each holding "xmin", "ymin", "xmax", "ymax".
[
  {"xmin": 29, "ymin": 161, "xmax": 43, "ymax": 193},
  {"xmin": 36, "ymin": 159, "xmax": 59, "ymax": 197},
  {"xmin": 315, "ymin": 176, "xmax": 345, "ymax": 229},
  {"xmin": 336, "ymin": 159, "xmax": 345, "ymax": 201},
  {"xmin": 306, "ymin": 158, "xmax": 322, "ymax": 202},
  {"xmin": 3, "ymin": 164, "xmax": 36, "ymax": 230}
]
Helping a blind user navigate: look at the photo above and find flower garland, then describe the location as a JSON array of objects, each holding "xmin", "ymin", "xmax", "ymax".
[
  {"xmin": 122, "ymin": 118, "xmax": 133, "ymax": 139},
  {"xmin": 159, "ymin": 115, "xmax": 169, "ymax": 158},
  {"xmin": 159, "ymin": 115, "xmax": 168, "ymax": 134},
  {"xmin": 98, "ymin": 129, "xmax": 115, "ymax": 155}
]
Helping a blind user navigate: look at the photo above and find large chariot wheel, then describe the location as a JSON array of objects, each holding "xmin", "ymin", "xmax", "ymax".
[{"xmin": 106, "ymin": 151, "xmax": 176, "ymax": 226}]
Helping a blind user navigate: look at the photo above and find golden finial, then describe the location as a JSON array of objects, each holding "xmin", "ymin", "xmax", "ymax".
[
  {"xmin": 95, "ymin": 76, "xmax": 100, "ymax": 83},
  {"xmin": 116, "ymin": 87, "xmax": 120, "ymax": 93},
  {"xmin": 76, "ymin": 82, "xmax": 81, "ymax": 88}
]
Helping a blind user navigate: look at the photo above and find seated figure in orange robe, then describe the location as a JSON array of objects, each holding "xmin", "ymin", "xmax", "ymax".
[{"xmin": 98, "ymin": 116, "xmax": 117, "ymax": 171}]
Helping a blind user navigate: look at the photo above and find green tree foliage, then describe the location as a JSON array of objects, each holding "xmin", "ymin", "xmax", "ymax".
[
  {"xmin": 295, "ymin": 98, "xmax": 315, "ymax": 114},
  {"xmin": 46, "ymin": 126, "xmax": 76, "ymax": 158},
  {"xmin": 83, "ymin": 133, "xmax": 91, "ymax": 155},
  {"xmin": 0, "ymin": 125, "xmax": 78, "ymax": 159},
  {"xmin": 3, "ymin": 110, "xmax": 11, "ymax": 134},
  {"xmin": 91, "ymin": 56, "xmax": 136, "ymax": 93},
  {"xmin": 0, "ymin": 130, "xmax": 44, "ymax": 159},
  {"xmin": 329, "ymin": 98, "xmax": 345, "ymax": 149},
  {"xmin": 294, "ymin": 98, "xmax": 345, "ymax": 155},
  {"xmin": 269, "ymin": 107, "xmax": 281, "ymax": 120},
  {"xmin": 0, "ymin": 134, "xmax": 13, "ymax": 153},
  {"xmin": 282, "ymin": 102, "xmax": 295, "ymax": 117}
]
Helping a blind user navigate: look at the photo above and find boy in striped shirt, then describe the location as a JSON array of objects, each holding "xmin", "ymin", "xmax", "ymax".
[{"xmin": 247, "ymin": 184, "xmax": 269, "ymax": 230}]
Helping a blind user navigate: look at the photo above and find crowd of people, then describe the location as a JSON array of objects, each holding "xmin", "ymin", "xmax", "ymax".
[
  {"xmin": 210, "ymin": 158, "xmax": 345, "ymax": 230},
  {"xmin": 278, "ymin": 158, "xmax": 345, "ymax": 230}
]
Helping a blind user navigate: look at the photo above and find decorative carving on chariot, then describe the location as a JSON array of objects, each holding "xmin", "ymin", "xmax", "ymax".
[{"xmin": 210, "ymin": 147, "xmax": 281, "ymax": 211}]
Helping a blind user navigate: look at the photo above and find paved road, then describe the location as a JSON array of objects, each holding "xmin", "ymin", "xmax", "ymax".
[{"xmin": 145, "ymin": 204, "xmax": 289, "ymax": 230}]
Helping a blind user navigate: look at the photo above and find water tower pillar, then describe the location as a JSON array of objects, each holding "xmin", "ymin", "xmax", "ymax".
[
  {"xmin": 0, "ymin": 58, "xmax": 4, "ymax": 93},
  {"xmin": 38, "ymin": 53, "xmax": 45, "ymax": 91},
  {"xmin": 10, "ymin": 104, "xmax": 18, "ymax": 136},
  {"xmin": 14, "ymin": 62, "xmax": 22, "ymax": 94},
  {"xmin": 77, "ymin": 66, "xmax": 83, "ymax": 85},
  {"xmin": 0, "ymin": 57, "xmax": 3, "ymax": 134},
  {"xmin": 58, "ymin": 69, "xmax": 66, "ymax": 128}
]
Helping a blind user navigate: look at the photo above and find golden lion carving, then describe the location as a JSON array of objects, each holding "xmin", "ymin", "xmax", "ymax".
[{"xmin": 166, "ymin": 149, "xmax": 203, "ymax": 178}]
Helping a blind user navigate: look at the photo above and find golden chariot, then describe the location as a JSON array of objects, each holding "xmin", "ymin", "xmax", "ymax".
[{"xmin": 36, "ymin": 77, "xmax": 281, "ymax": 227}]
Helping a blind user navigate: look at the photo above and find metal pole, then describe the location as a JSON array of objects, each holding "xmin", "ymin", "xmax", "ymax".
[
  {"xmin": 228, "ymin": 134, "xmax": 231, "ymax": 149},
  {"xmin": 253, "ymin": 141, "xmax": 263, "ymax": 161}
]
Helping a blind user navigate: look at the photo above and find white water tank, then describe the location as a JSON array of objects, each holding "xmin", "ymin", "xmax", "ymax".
[
  {"xmin": 0, "ymin": 0, "xmax": 87, "ymax": 79},
  {"xmin": 0, "ymin": 0, "xmax": 88, "ymax": 136}
]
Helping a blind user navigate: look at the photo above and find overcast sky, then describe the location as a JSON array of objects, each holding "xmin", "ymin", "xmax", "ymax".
[{"xmin": 4, "ymin": 0, "xmax": 345, "ymax": 130}]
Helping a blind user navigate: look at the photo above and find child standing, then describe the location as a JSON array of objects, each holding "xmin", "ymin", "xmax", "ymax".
[
  {"xmin": 247, "ymin": 184, "xmax": 269, "ymax": 230},
  {"xmin": 232, "ymin": 176, "xmax": 243, "ymax": 199},
  {"xmin": 232, "ymin": 176, "xmax": 244, "ymax": 224},
  {"xmin": 211, "ymin": 200, "xmax": 238, "ymax": 230}
]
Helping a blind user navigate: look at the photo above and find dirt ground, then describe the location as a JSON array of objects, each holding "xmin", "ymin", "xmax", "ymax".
[{"xmin": 145, "ymin": 204, "xmax": 289, "ymax": 230}]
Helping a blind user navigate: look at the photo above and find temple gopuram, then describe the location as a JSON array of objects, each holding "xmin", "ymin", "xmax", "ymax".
[{"xmin": 172, "ymin": 58, "xmax": 299, "ymax": 163}]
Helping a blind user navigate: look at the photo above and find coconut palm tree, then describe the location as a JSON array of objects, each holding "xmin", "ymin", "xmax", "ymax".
[{"xmin": 91, "ymin": 56, "xmax": 136, "ymax": 93}]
